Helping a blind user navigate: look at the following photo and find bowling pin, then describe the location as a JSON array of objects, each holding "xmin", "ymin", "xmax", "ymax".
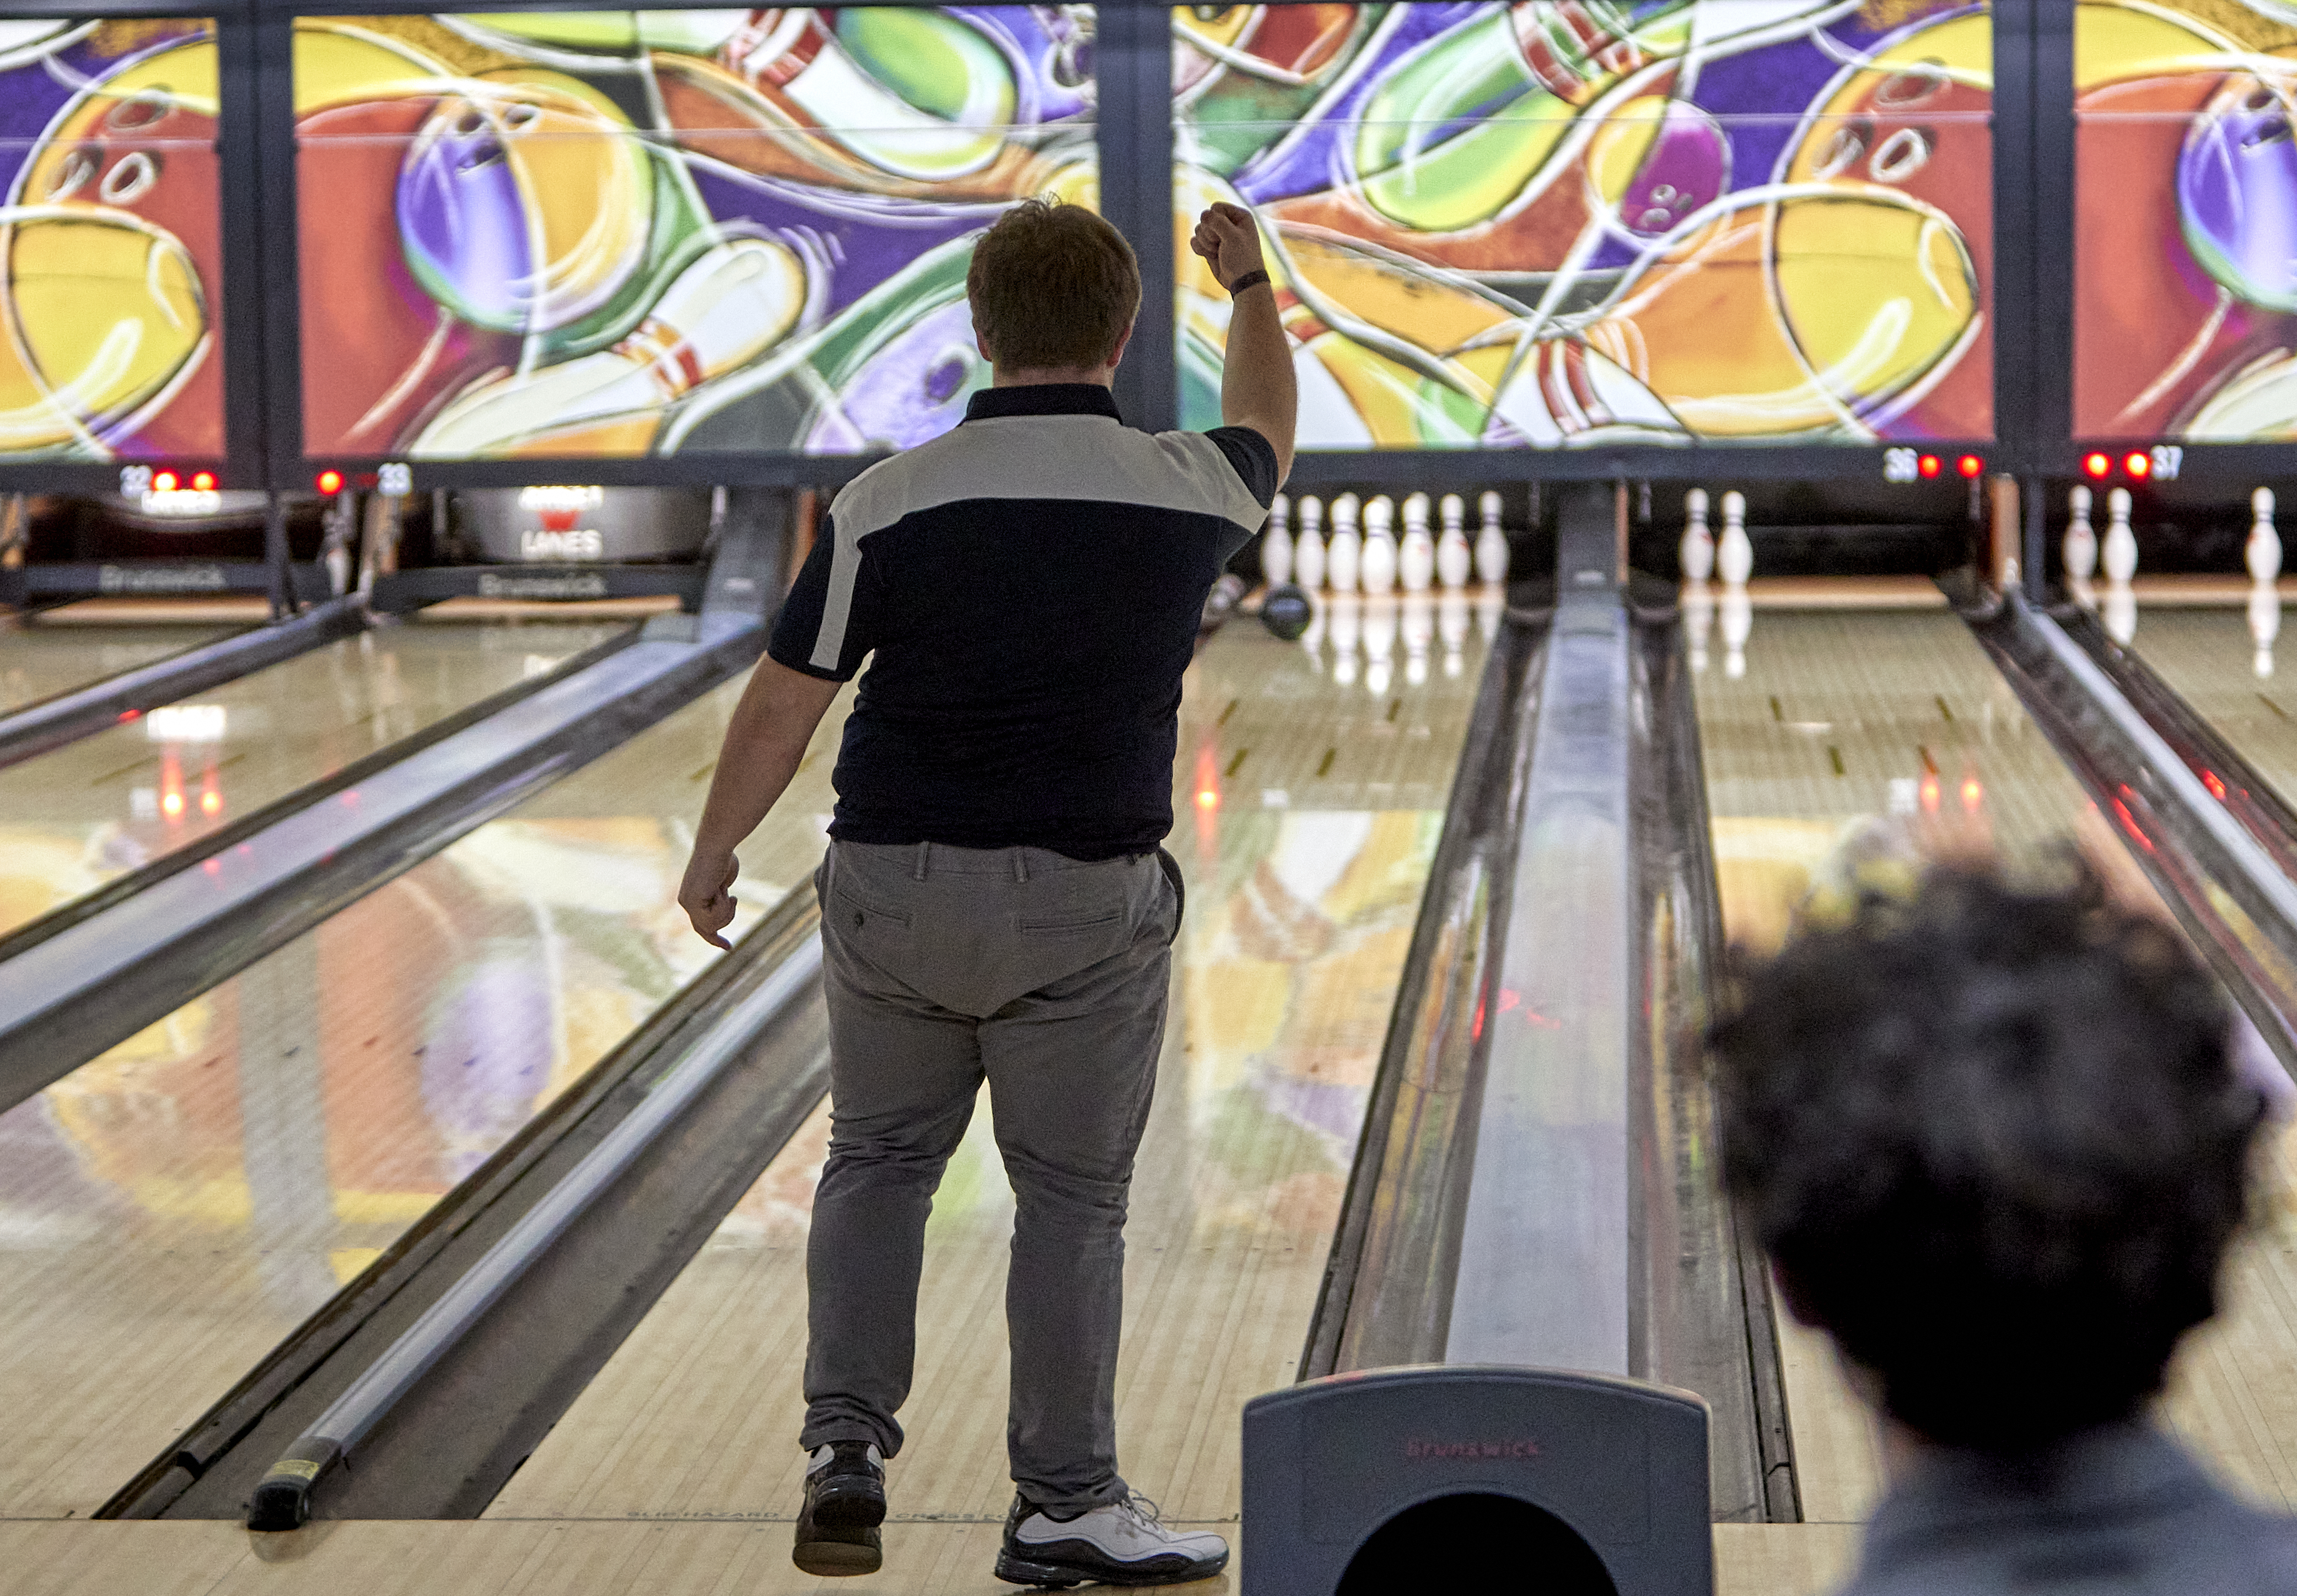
[
  {"xmin": 2063, "ymin": 485, "xmax": 2097, "ymax": 605},
  {"xmin": 2253, "ymin": 578, "xmax": 2281, "ymax": 678},
  {"xmin": 1262, "ymin": 493, "xmax": 1294, "ymax": 587},
  {"xmin": 1685, "ymin": 578, "xmax": 1713, "ymax": 673},
  {"xmin": 1436, "ymin": 493, "xmax": 1472, "ymax": 590},
  {"xmin": 1722, "ymin": 585, "xmax": 1752, "ymax": 679},
  {"xmin": 1364, "ymin": 595, "xmax": 1397, "ymax": 694},
  {"xmin": 1475, "ymin": 490, "xmax": 1509, "ymax": 585},
  {"xmin": 2249, "ymin": 488, "xmax": 2282, "ymax": 584},
  {"xmin": 1300, "ymin": 590, "xmax": 1327, "ymax": 673},
  {"xmin": 1718, "ymin": 491, "xmax": 1753, "ymax": 586},
  {"xmin": 1400, "ymin": 492, "xmax": 1436, "ymax": 592},
  {"xmin": 1402, "ymin": 593, "xmax": 1433, "ymax": 685},
  {"xmin": 1329, "ymin": 592, "xmax": 1361, "ymax": 686},
  {"xmin": 1294, "ymin": 495, "xmax": 1327, "ymax": 591},
  {"xmin": 2104, "ymin": 488, "xmax": 2137, "ymax": 584},
  {"xmin": 1328, "ymin": 493, "xmax": 1363, "ymax": 594},
  {"xmin": 1439, "ymin": 591, "xmax": 1470, "ymax": 679},
  {"xmin": 1680, "ymin": 488, "xmax": 1714, "ymax": 582},
  {"xmin": 321, "ymin": 490, "xmax": 357, "ymax": 596},
  {"xmin": 1362, "ymin": 495, "xmax": 1398, "ymax": 596}
]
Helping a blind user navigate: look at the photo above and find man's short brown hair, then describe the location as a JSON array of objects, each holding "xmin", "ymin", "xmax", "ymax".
[{"xmin": 966, "ymin": 197, "xmax": 1140, "ymax": 371}]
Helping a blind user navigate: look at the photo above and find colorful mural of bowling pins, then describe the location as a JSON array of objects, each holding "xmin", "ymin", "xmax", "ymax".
[
  {"xmin": 294, "ymin": 8, "xmax": 1098, "ymax": 460},
  {"xmin": 0, "ymin": 19, "xmax": 225, "ymax": 461},
  {"xmin": 1174, "ymin": 1, "xmax": 1994, "ymax": 451}
]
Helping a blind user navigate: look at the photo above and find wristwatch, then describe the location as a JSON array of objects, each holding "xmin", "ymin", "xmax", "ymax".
[{"xmin": 1226, "ymin": 269, "xmax": 1271, "ymax": 298}]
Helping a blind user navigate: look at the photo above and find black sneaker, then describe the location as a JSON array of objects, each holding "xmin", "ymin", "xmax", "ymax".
[
  {"xmin": 994, "ymin": 1491, "xmax": 1229, "ymax": 1588},
  {"xmin": 793, "ymin": 1441, "xmax": 886, "ymax": 1577}
]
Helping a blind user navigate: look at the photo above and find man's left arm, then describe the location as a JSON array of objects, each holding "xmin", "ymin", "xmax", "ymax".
[{"xmin": 677, "ymin": 656, "xmax": 842, "ymax": 948}]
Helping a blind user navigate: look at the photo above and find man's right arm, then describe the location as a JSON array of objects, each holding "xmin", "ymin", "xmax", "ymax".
[{"xmin": 1193, "ymin": 202, "xmax": 1297, "ymax": 484}]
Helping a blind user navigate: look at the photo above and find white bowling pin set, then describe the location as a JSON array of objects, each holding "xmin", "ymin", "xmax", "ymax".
[
  {"xmin": 2060, "ymin": 484, "xmax": 2286, "ymax": 665},
  {"xmin": 1681, "ymin": 488, "xmax": 1751, "ymax": 678},
  {"xmin": 1262, "ymin": 490, "xmax": 1509, "ymax": 594}
]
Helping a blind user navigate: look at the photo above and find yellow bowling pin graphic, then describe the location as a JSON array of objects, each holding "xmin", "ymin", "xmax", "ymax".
[
  {"xmin": 1576, "ymin": 187, "xmax": 1981, "ymax": 438},
  {"xmin": 413, "ymin": 238, "xmax": 806, "ymax": 457},
  {"xmin": 1176, "ymin": 165, "xmax": 1519, "ymax": 446}
]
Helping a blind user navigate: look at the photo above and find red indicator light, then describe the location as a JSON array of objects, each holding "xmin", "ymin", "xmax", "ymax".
[
  {"xmin": 200, "ymin": 789, "xmax": 222, "ymax": 817},
  {"xmin": 2083, "ymin": 452, "xmax": 2112, "ymax": 478},
  {"xmin": 152, "ymin": 471, "xmax": 179, "ymax": 493},
  {"xmin": 1961, "ymin": 775, "xmax": 1983, "ymax": 810},
  {"xmin": 2125, "ymin": 452, "xmax": 2151, "ymax": 479},
  {"xmin": 1195, "ymin": 788, "xmax": 1218, "ymax": 810},
  {"xmin": 191, "ymin": 471, "xmax": 216, "ymax": 491},
  {"xmin": 1957, "ymin": 455, "xmax": 1984, "ymax": 479},
  {"xmin": 160, "ymin": 789, "xmax": 184, "ymax": 819},
  {"xmin": 2204, "ymin": 769, "xmax": 2228, "ymax": 801},
  {"xmin": 1918, "ymin": 454, "xmax": 1941, "ymax": 478},
  {"xmin": 315, "ymin": 469, "xmax": 345, "ymax": 495},
  {"xmin": 1920, "ymin": 773, "xmax": 1941, "ymax": 813},
  {"xmin": 203, "ymin": 858, "xmax": 220, "ymax": 877}
]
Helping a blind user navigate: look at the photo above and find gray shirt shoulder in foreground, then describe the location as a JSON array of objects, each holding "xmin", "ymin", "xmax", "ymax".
[{"xmin": 1844, "ymin": 1422, "xmax": 2297, "ymax": 1595}]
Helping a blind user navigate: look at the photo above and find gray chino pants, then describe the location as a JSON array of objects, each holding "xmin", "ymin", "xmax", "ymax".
[{"xmin": 799, "ymin": 838, "xmax": 1178, "ymax": 1512}]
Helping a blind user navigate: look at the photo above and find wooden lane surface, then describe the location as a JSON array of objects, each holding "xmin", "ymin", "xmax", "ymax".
[
  {"xmin": 0, "ymin": 620, "xmax": 628, "ymax": 937},
  {"xmin": 0, "ymin": 680, "xmax": 851, "ymax": 1519},
  {"xmin": 0, "ymin": 1518, "xmax": 1860, "ymax": 1595},
  {"xmin": 481, "ymin": 622, "xmax": 1491, "ymax": 1538},
  {"xmin": 0, "ymin": 621, "xmax": 240, "ymax": 711}
]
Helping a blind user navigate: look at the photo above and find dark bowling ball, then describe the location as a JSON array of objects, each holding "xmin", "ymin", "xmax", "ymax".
[{"xmin": 1261, "ymin": 582, "xmax": 1314, "ymax": 641}]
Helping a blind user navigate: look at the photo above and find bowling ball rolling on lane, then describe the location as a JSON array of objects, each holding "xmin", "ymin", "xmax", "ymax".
[{"xmin": 1261, "ymin": 583, "xmax": 1314, "ymax": 642}]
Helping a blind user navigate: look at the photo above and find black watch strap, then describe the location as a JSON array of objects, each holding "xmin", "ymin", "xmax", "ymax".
[{"xmin": 1226, "ymin": 268, "xmax": 1271, "ymax": 298}]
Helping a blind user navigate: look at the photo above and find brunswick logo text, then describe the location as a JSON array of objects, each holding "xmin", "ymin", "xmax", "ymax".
[{"xmin": 1405, "ymin": 1438, "xmax": 1541, "ymax": 1462}]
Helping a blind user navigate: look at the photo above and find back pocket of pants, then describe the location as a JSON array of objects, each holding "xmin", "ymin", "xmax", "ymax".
[
  {"xmin": 831, "ymin": 886, "xmax": 913, "ymax": 934},
  {"xmin": 1019, "ymin": 912, "xmax": 1121, "ymax": 936}
]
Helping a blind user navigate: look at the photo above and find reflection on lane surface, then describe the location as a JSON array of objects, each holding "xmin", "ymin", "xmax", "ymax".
[
  {"xmin": 484, "ymin": 599, "xmax": 1498, "ymax": 1525},
  {"xmin": 0, "ymin": 622, "xmax": 240, "ymax": 713},
  {"xmin": 2118, "ymin": 602, "xmax": 2297, "ymax": 810},
  {"xmin": 1693, "ymin": 607, "xmax": 2127, "ymax": 956},
  {"xmin": 0, "ymin": 621, "xmax": 627, "ymax": 941},
  {"xmin": 0, "ymin": 673, "xmax": 852, "ymax": 1518}
]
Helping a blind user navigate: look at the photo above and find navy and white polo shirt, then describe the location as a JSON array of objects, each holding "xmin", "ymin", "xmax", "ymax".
[{"xmin": 769, "ymin": 384, "xmax": 1278, "ymax": 860}]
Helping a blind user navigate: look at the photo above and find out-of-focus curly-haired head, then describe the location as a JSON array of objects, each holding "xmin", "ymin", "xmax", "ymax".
[{"xmin": 1709, "ymin": 862, "xmax": 2266, "ymax": 1453}]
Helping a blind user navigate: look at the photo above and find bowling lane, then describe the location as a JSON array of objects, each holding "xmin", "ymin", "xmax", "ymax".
[
  {"xmin": 1694, "ymin": 601, "xmax": 2297, "ymax": 1527},
  {"xmin": 2116, "ymin": 602, "xmax": 2297, "ymax": 807},
  {"xmin": 0, "ymin": 619, "xmax": 623, "ymax": 942},
  {"xmin": 1694, "ymin": 604, "xmax": 2116, "ymax": 1525},
  {"xmin": 2080, "ymin": 602, "xmax": 2297, "ymax": 1516},
  {"xmin": 0, "ymin": 672, "xmax": 853, "ymax": 1519},
  {"xmin": 0, "ymin": 621, "xmax": 242, "ymax": 713},
  {"xmin": 481, "ymin": 596, "xmax": 1501, "ymax": 1556}
]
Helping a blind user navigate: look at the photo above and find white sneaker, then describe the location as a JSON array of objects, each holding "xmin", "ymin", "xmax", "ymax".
[{"xmin": 995, "ymin": 1491, "xmax": 1229, "ymax": 1587}]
